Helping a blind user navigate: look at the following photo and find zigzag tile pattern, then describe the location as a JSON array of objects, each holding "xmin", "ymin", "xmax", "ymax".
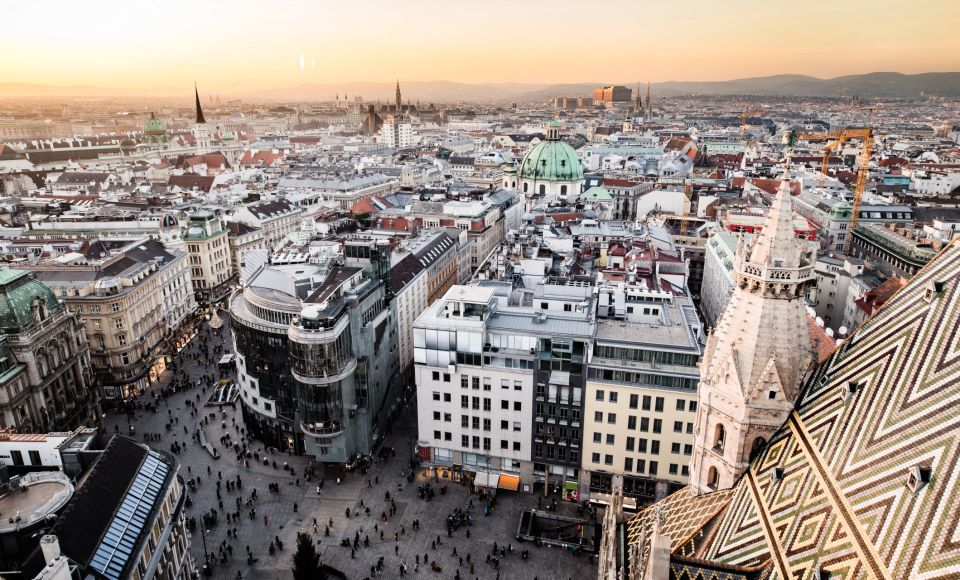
[
  {"xmin": 702, "ymin": 242, "xmax": 960, "ymax": 578},
  {"xmin": 621, "ymin": 243, "xmax": 960, "ymax": 579}
]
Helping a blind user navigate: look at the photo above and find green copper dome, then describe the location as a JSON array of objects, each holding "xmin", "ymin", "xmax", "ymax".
[
  {"xmin": 144, "ymin": 112, "xmax": 166, "ymax": 135},
  {"xmin": 519, "ymin": 123, "xmax": 583, "ymax": 182},
  {"xmin": 0, "ymin": 269, "xmax": 62, "ymax": 333}
]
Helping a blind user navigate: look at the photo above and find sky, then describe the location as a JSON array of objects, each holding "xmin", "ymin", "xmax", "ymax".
[{"xmin": 1, "ymin": 0, "xmax": 958, "ymax": 94}]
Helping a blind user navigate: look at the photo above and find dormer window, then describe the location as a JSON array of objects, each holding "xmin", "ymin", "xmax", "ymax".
[
  {"xmin": 924, "ymin": 279, "xmax": 945, "ymax": 303},
  {"xmin": 842, "ymin": 381, "xmax": 861, "ymax": 402},
  {"xmin": 906, "ymin": 465, "xmax": 932, "ymax": 494}
]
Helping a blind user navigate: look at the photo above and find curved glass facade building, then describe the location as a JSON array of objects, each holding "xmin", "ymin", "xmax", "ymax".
[{"xmin": 230, "ymin": 244, "xmax": 401, "ymax": 463}]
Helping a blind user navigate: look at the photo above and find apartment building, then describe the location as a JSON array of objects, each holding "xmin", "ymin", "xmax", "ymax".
[
  {"xmin": 391, "ymin": 231, "xmax": 459, "ymax": 383},
  {"xmin": 43, "ymin": 436, "xmax": 193, "ymax": 580},
  {"xmin": 231, "ymin": 198, "xmax": 303, "ymax": 250},
  {"xmin": 581, "ymin": 284, "xmax": 702, "ymax": 509},
  {"xmin": 225, "ymin": 221, "xmax": 265, "ymax": 280},
  {"xmin": 184, "ymin": 212, "xmax": 233, "ymax": 305},
  {"xmin": 27, "ymin": 240, "xmax": 197, "ymax": 401},
  {"xmin": 415, "ymin": 281, "xmax": 595, "ymax": 495}
]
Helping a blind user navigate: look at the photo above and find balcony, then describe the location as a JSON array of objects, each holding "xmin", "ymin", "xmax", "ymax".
[{"xmin": 300, "ymin": 420, "xmax": 344, "ymax": 440}]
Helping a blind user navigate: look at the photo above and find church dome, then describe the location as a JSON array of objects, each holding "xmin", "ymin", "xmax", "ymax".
[
  {"xmin": 143, "ymin": 113, "xmax": 166, "ymax": 134},
  {"xmin": 0, "ymin": 269, "xmax": 61, "ymax": 332},
  {"xmin": 519, "ymin": 122, "xmax": 583, "ymax": 182},
  {"xmin": 119, "ymin": 138, "xmax": 137, "ymax": 151},
  {"xmin": 161, "ymin": 213, "xmax": 179, "ymax": 229}
]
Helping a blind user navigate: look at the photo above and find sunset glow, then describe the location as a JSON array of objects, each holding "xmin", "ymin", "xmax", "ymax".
[{"xmin": 2, "ymin": 0, "xmax": 958, "ymax": 94}]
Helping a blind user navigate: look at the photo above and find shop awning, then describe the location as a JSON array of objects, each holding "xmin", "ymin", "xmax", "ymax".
[
  {"xmin": 473, "ymin": 472, "xmax": 500, "ymax": 488},
  {"xmin": 498, "ymin": 474, "xmax": 520, "ymax": 491}
]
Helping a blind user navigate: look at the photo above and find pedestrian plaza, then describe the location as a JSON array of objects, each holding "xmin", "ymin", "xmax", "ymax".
[{"xmin": 104, "ymin": 318, "xmax": 599, "ymax": 580}]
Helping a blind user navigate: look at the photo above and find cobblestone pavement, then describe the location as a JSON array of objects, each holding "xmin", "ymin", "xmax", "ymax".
[{"xmin": 104, "ymin": 319, "xmax": 599, "ymax": 580}]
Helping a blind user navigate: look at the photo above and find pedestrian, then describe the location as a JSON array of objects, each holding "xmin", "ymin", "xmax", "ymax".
[
  {"xmin": 395, "ymin": 544, "xmax": 399, "ymax": 555},
  {"xmin": 264, "ymin": 515, "xmax": 268, "ymax": 526}
]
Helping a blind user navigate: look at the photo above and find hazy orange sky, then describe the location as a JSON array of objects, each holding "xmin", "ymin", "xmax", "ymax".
[{"xmin": 1, "ymin": 0, "xmax": 958, "ymax": 93}]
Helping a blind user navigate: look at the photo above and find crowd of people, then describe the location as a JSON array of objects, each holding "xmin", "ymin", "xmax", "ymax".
[{"xmin": 107, "ymin": 313, "xmax": 592, "ymax": 580}]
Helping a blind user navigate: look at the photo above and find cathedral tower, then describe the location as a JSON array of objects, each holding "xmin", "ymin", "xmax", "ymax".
[
  {"xmin": 689, "ymin": 164, "xmax": 815, "ymax": 495},
  {"xmin": 192, "ymin": 83, "xmax": 211, "ymax": 152},
  {"xmin": 395, "ymin": 80, "xmax": 402, "ymax": 116}
]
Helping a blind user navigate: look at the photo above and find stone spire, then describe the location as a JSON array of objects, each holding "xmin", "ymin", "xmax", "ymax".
[
  {"xmin": 645, "ymin": 82, "xmax": 652, "ymax": 120},
  {"xmin": 194, "ymin": 83, "xmax": 206, "ymax": 124},
  {"xmin": 689, "ymin": 153, "xmax": 815, "ymax": 495},
  {"xmin": 395, "ymin": 80, "xmax": 402, "ymax": 114}
]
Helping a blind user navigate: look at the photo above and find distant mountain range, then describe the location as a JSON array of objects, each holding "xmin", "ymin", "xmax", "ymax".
[{"xmin": 2, "ymin": 72, "xmax": 959, "ymax": 102}]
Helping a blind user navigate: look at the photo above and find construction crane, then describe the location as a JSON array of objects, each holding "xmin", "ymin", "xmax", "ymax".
[
  {"xmin": 796, "ymin": 128, "xmax": 874, "ymax": 254},
  {"xmin": 739, "ymin": 111, "xmax": 764, "ymax": 138}
]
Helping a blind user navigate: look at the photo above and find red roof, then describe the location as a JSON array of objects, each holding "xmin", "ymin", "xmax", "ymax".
[
  {"xmin": 240, "ymin": 150, "xmax": 284, "ymax": 167},
  {"xmin": 806, "ymin": 317, "xmax": 836, "ymax": 363},
  {"xmin": 855, "ymin": 277, "xmax": 907, "ymax": 316},
  {"xmin": 168, "ymin": 174, "xmax": 215, "ymax": 192}
]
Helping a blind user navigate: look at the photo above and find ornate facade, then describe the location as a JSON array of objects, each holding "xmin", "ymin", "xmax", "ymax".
[
  {"xmin": 0, "ymin": 270, "xmax": 96, "ymax": 432},
  {"xmin": 689, "ymin": 175, "xmax": 816, "ymax": 494}
]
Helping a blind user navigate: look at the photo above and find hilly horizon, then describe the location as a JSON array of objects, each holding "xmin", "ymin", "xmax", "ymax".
[{"xmin": 2, "ymin": 72, "xmax": 959, "ymax": 102}]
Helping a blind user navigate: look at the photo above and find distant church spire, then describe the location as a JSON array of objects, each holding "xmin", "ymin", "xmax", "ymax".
[
  {"xmin": 194, "ymin": 83, "xmax": 206, "ymax": 124},
  {"xmin": 396, "ymin": 80, "xmax": 402, "ymax": 114},
  {"xmin": 645, "ymin": 82, "xmax": 652, "ymax": 120}
]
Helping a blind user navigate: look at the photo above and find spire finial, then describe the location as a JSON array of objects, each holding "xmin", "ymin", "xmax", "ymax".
[{"xmin": 194, "ymin": 83, "xmax": 206, "ymax": 124}]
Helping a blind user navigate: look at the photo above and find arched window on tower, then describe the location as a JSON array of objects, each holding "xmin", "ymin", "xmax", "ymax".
[
  {"xmin": 713, "ymin": 424, "xmax": 726, "ymax": 452},
  {"xmin": 748, "ymin": 437, "xmax": 767, "ymax": 462},
  {"xmin": 707, "ymin": 466, "xmax": 719, "ymax": 490},
  {"xmin": 560, "ymin": 185, "xmax": 567, "ymax": 195},
  {"xmin": 538, "ymin": 184, "xmax": 546, "ymax": 195}
]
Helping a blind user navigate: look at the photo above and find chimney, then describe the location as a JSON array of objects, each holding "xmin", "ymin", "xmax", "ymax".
[{"xmin": 40, "ymin": 535, "xmax": 61, "ymax": 565}]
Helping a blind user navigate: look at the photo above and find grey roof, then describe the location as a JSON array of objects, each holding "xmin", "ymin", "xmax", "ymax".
[{"xmin": 486, "ymin": 311, "xmax": 595, "ymax": 338}]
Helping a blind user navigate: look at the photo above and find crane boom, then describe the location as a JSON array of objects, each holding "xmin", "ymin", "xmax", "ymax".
[{"xmin": 795, "ymin": 128, "xmax": 873, "ymax": 254}]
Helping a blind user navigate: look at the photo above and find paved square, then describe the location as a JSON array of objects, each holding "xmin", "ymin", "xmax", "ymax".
[{"xmin": 104, "ymin": 320, "xmax": 599, "ymax": 580}]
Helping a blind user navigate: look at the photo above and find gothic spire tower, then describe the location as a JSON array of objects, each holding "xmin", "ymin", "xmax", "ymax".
[
  {"xmin": 395, "ymin": 80, "xmax": 402, "ymax": 115},
  {"xmin": 644, "ymin": 82, "xmax": 652, "ymax": 120},
  {"xmin": 194, "ymin": 83, "xmax": 206, "ymax": 124},
  {"xmin": 689, "ymin": 156, "xmax": 816, "ymax": 495},
  {"xmin": 192, "ymin": 83, "xmax": 210, "ymax": 152}
]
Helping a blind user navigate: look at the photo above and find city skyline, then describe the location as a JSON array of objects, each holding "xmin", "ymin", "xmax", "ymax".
[{"xmin": 2, "ymin": 0, "xmax": 958, "ymax": 93}]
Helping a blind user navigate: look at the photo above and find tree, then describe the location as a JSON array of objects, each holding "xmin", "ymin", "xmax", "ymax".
[{"xmin": 292, "ymin": 532, "xmax": 325, "ymax": 580}]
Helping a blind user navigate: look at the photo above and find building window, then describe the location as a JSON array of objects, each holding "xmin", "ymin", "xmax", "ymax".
[
  {"xmin": 653, "ymin": 419, "xmax": 662, "ymax": 434},
  {"xmin": 676, "ymin": 399, "xmax": 685, "ymax": 411},
  {"xmin": 607, "ymin": 413, "xmax": 616, "ymax": 424},
  {"xmin": 638, "ymin": 439, "xmax": 647, "ymax": 453},
  {"xmin": 609, "ymin": 391, "xmax": 618, "ymax": 403},
  {"xmin": 592, "ymin": 453, "xmax": 600, "ymax": 464},
  {"xmin": 628, "ymin": 416, "xmax": 637, "ymax": 430},
  {"xmin": 669, "ymin": 463, "xmax": 678, "ymax": 475},
  {"xmin": 514, "ymin": 402, "xmax": 521, "ymax": 411},
  {"xmin": 605, "ymin": 434, "xmax": 615, "ymax": 445},
  {"xmin": 593, "ymin": 432, "xmax": 601, "ymax": 443},
  {"xmin": 432, "ymin": 392, "xmax": 440, "ymax": 401},
  {"xmin": 651, "ymin": 440, "xmax": 660, "ymax": 454},
  {"xmin": 596, "ymin": 390, "xmax": 605, "ymax": 401},
  {"xmin": 671, "ymin": 442, "xmax": 681, "ymax": 454},
  {"xmin": 649, "ymin": 461, "xmax": 658, "ymax": 475},
  {"xmin": 443, "ymin": 393, "xmax": 451, "ymax": 402},
  {"xmin": 513, "ymin": 442, "xmax": 520, "ymax": 451},
  {"xmin": 626, "ymin": 436, "xmax": 635, "ymax": 452},
  {"xmin": 642, "ymin": 396, "xmax": 651, "ymax": 411},
  {"xmin": 655, "ymin": 397, "xmax": 664, "ymax": 412},
  {"xmin": 673, "ymin": 421, "xmax": 683, "ymax": 433},
  {"xmin": 629, "ymin": 394, "xmax": 638, "ymax": 409},
  {"xmin": 433, "ymin": 411, "xmax": 441, "ymax": 420}
]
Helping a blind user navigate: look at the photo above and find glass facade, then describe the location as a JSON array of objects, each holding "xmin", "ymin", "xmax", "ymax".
[{"xmin": 290, "ymin": 330, "xmax": 353, "ymax": 435}]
